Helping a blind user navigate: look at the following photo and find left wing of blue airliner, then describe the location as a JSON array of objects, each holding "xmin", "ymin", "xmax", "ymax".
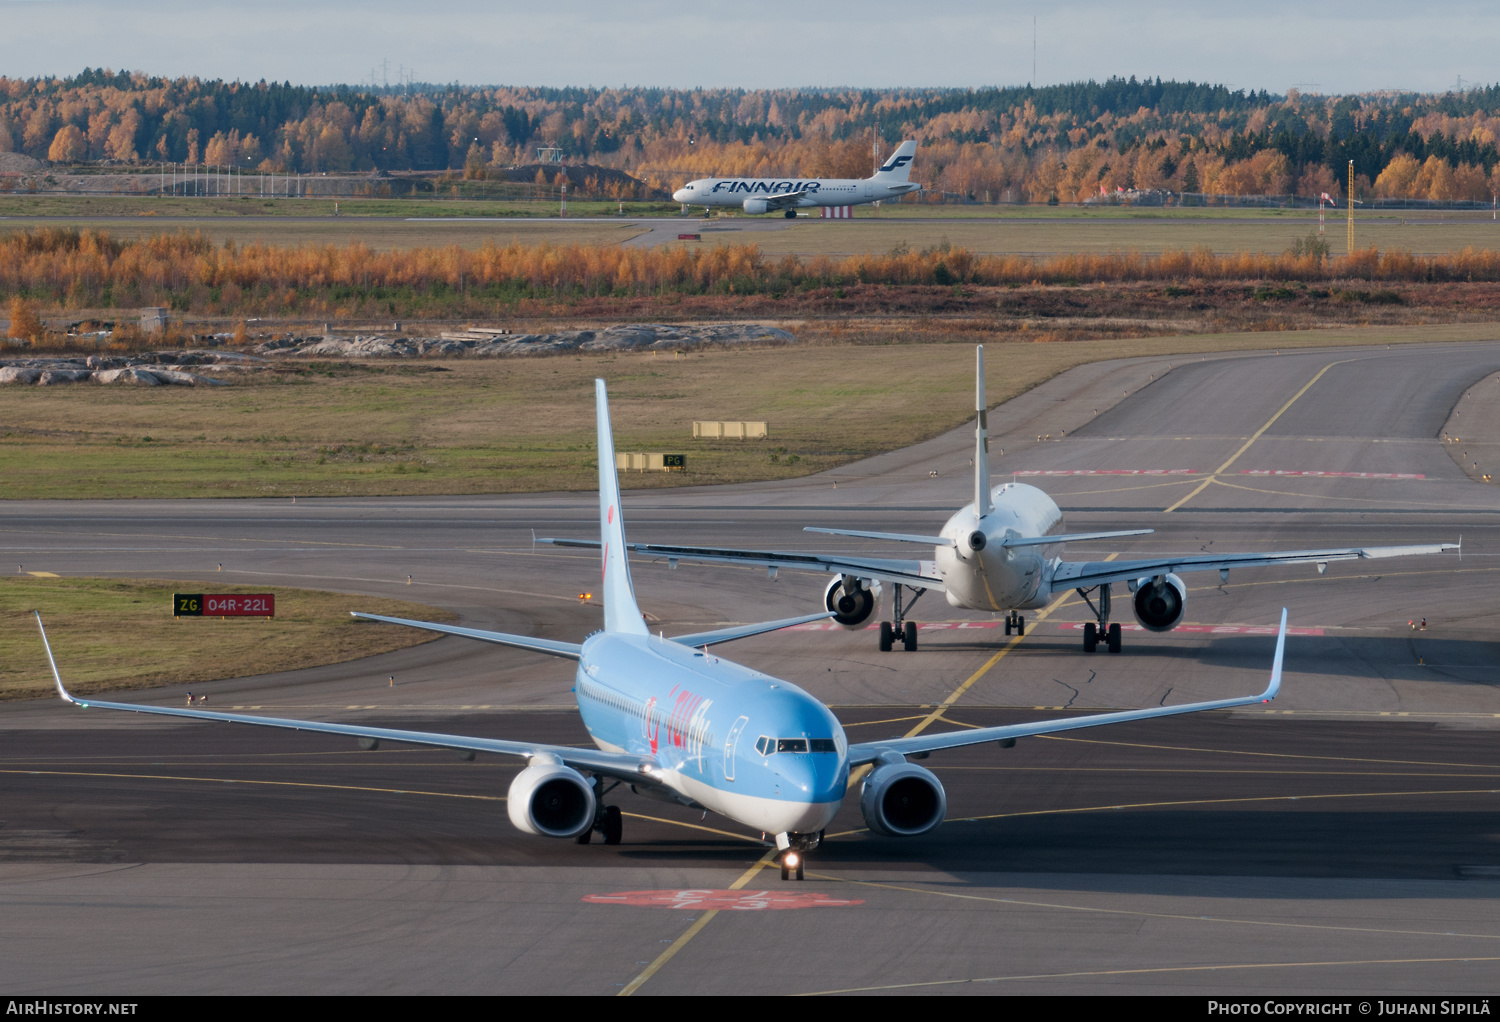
[
  {"xmin": 33, "ymin": 612, "xmax": 654, "ymax": 782},
  {"xmin": 845, "ymin": 608, "xmax": 1288, "ymax": 765}
]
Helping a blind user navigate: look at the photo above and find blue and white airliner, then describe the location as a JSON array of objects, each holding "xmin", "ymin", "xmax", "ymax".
[
  {"xmin": 672, "ymin": 140, "xmax": 922, "ymax": 217},
  {"xmin": 37, "ymin": 379, "xmax": 1286, "ymax": 880}
]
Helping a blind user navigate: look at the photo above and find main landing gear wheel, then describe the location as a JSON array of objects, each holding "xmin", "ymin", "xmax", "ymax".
[
  {"xmin": 784, "ymin": 209, "xmax": 796, "ymax": 218},
  {"xmin": 877, "ymin": 583, "xmax": 928, "ymax": 652},
  {"xmin": 579, "ymin": 804, "xmax": 623, "ymax": 845},
  {"xmin": 1078, "ymin": 583, "xmax": 1120, "ymax": 653}
]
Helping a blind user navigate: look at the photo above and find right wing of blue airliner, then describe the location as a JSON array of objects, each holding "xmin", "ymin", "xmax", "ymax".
[{"xmin": 845, "ymin": 608, "xmax": 1288, "ymax": 764}]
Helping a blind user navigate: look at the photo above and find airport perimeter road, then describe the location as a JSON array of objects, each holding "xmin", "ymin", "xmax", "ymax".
[{"xmin": 3, "ymin": 339, "xmax": 1500, "ymax": 993}]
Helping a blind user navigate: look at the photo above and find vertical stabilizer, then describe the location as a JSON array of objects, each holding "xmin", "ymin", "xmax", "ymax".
[
  {"xmin": 872, "ymin": 140, "xmax": 918, "ymax": 181},
  {"xmin": 974, "ymin": 345, "xmax": 992, "ymax": 518},
  {"xmin": 594, "ymin": 379, "xmax": 649, "ymax": 635}
]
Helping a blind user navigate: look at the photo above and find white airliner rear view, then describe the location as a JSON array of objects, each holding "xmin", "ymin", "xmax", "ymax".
[
  {"xmin": 544, "ymin": 347, "xmax": 1457, "ymax": 653},
  {"xmin": 39, "ymin": 378, "xmax": 1289, "ymax": 879},
  {"xmin": 672, "ymin": 140, "xmax": 921, "ymax": 216}
]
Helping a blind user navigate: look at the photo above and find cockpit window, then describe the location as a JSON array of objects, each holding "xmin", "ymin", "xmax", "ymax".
[
  {"xmin": 755, "ymin": 736, "xmax": 772, "ymax": 756},
  {"xmin": 776, "ymin": 738, "xmax": 808, "ymax": 753},
  {"xmin": 809, "ymin": 739, "xmax": 837, "ymax": 753}
]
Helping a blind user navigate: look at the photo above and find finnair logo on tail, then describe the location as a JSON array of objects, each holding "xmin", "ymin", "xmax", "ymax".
[{"xmin": 878, "ymin": 154, "xmax": 912, "ymax": 173}]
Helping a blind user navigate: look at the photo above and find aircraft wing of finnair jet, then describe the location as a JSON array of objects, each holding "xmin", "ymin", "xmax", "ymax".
[
  {"xmin": 845, "ymin": 609, "xmax": 1287, "ymax": 764},
  {"xmin": 347, "ymin": 609, "xmax": 834, "ymax": 651},
  {"xmin": 535, "ymin": 536, "xmax": 946, "ymax": 591}
]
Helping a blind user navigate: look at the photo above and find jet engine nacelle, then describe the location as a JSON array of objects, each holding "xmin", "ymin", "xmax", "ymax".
[
  {"xmin": 824, "ymin": 575, "xmax": 881, "ymax": 630},
  {"xmin": 507, "ymin": 759, "xmax": 596, "ymax": 838},
  {"xmin": 742, "ymin": 198, "xmax": 770, "ymax": 215},
  {"xmin": 1131, "ymin": 572, "xmax": 1187, "ymax": 632},
  {"xmin": 859, "ymin": 760, "xmax": 947, "ymax": 837}
]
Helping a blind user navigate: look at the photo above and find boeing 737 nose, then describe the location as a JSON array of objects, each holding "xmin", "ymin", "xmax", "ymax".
[{"xmin": 672, "ymin": 187, "xmax": 690, "ymax": 202}]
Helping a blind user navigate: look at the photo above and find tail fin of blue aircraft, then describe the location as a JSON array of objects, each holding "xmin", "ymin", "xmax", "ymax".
[
  {"xmin": 594, "ymin": 379, "xmax": 649, "ymax": 635},
  {"xmin": 873, "ymin": 140, "xmax": 918, "ymax": 181}
]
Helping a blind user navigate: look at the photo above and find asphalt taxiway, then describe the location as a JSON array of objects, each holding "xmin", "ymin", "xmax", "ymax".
[{"xmin": 3, "ymin": 339, "xmax": 1500, "ymax": 993}]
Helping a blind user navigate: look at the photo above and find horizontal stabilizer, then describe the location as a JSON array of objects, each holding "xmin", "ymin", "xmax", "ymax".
[
  {"xmin": 671, "ymin": 611, "xmax": 834, "ymax": 648},
  {"xmin": 1003, "ymin": 529, "xmax": 1154, "ymax": 548},
  {"xmin": 350, "ymin": 612, "xmax": 582, "ymax": 660},
  {"xmin": 804, "ymin": 527, "xmax": 953, "ymax": 547}
]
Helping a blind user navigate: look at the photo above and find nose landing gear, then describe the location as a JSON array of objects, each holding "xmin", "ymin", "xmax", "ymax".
[
  {"xmin": 1004, "ymin": 611, "xmax": 1025, "ymax": 636},
  {"xmin": 775, "ymin": 830, "xmax": 823, "ymax": 880}
]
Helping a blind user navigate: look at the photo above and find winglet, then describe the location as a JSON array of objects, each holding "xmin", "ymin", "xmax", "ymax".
[
  {"xmin": 1262, "ymin": 607, "xmax": 1288, "ymax": 702},
  {"xmin": 974, "ymin": 345, "xmax": 992, "ymax": 518},
  {"xmin": 34, "ymin": 612, "xmax": 79, "ymax": 706}
]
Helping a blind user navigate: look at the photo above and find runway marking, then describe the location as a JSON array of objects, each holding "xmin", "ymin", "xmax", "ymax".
[
  {"xmin": 795, "ymin": 872, "xmax": 1500, "ymax": 949},
  {"xmin": 900, "ymin": 554, "xmax": 1125, "ymax": 743},
  {"xmin": 618, "ymin": 847, "xmax": 779, "ymax": 996},
  {"xmin": 838, "ymin": 714, "xmax": 928, "ymax": 728},
  {"xmin": 586, "ymin": 890, "xmax": 862, "ymax": 910},
  {"xmin": 1164, "ymin": 359, "xmax": 1347, "ymax": 513},
  {"xmin": 619, "ymin": 812, "xmax": 764, "ymax": 844},
  {"xmin": 1038, "ymin": 734, "xmax": 1500, "ymax": 772},
  {"xmin": 1016, "ymin": 469, "xmax": 1197, "ymax": 476},
  {"xmin": 823, "ymin": 785, "xmax": 1500, "ymax": 841},
  {"xmin": 1209, "ymin": 476, "xmax": 1499, "ymax": 511},
  {"xmin": 1240, "ymin": 470, "xmax": 1426, "ymax": 479},
  {"xmin": 796, "ymin": 956, "xmax": 1500, "ymax": 995},
  {"xmin": 953, "ymin": 786, "xmax": 1500, "ymax": 824},
  {"xmin": 1055, "ymin": 622, "xmax": 1326, "ymax": 636}
]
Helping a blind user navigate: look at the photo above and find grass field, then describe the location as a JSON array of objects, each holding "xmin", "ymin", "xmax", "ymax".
[
  {"xmin": 0, "ymin": 576, "xmax": 456, "ymax": 700},
  {"xmin": 4, "ymin": 203, "xmax": 1496, "ymax": 255},
  {"xmin": 703, "ymin": 217, "xmax": 1500, "ymax": 258},
  {"xmin": 2, "ymin": 324, "xmax": 1496, "ymax": 500}
]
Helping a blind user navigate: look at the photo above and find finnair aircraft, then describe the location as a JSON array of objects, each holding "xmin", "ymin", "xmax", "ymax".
[
  {"xmin": 671, "ymin": 140, "xmax": 922, "ymax": 217},
  {"xmin": 544, "ymin": 347, "xmax": 1456, "ymax": 654},
  {"xmin": 39, "ymin": 379, "xmax": 1287, "ymax": 879}
]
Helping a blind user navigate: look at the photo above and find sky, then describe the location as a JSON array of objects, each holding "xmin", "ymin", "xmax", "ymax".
[{"xmin": 1, "ymin": 0, "xmax": 1497, "ymax": 96}]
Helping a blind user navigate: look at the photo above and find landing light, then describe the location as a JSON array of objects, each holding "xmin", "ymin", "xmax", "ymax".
[{"xmin": 784, "ymin": 852, "xmax": 800, "ymax": 868}]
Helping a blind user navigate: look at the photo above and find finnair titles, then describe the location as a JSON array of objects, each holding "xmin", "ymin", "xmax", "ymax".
[{"xmin": 673, "ymin": 140, "xmax": 921, "ymax": 217}]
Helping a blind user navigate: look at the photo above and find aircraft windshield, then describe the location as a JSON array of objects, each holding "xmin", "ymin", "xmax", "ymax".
[{"xmin": 757, "ymin": 737, "xmax": 838, "ymax": 755}]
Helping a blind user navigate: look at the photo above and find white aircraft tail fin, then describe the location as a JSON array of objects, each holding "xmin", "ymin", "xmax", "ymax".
[
  {"xmin": 872, "ymin": 140, "xmax": 918, "ymax": 181},
  {"xmin": 974, "ymin": 345, "xmax": 992, "ymax": 518},
  {"xmin": 594, "ymin": 380, "xmax": 649, "ymax": 635}
]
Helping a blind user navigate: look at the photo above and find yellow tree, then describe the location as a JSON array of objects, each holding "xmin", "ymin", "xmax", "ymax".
[
  {"xmin": 7, "ymin": 296, "xmax": 44, "ymax": 343},
  {"xmin": 47, "ymin": 124, "xmax": 86, "ymax": 163}
]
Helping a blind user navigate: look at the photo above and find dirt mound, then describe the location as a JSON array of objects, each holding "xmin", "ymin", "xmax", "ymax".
[{"xmin": 0, "ymin": 152, "xmax": 44, "ymax": 175}]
